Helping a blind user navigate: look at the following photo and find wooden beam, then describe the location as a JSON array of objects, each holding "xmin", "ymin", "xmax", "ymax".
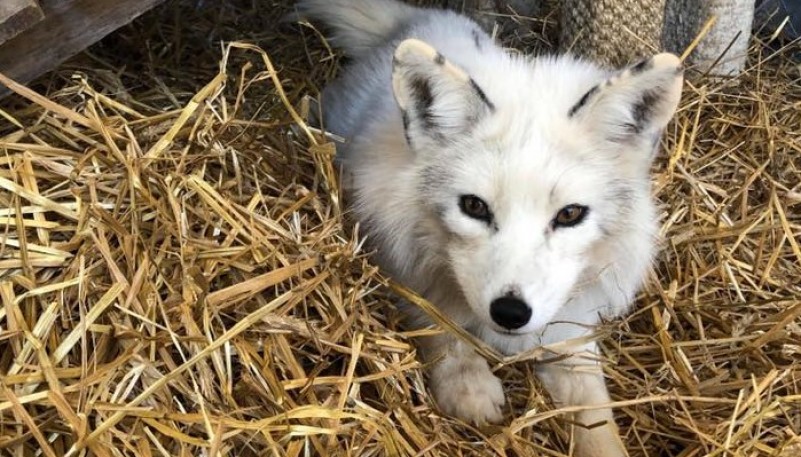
[
  {"xmin": 0, "ymin": 0, "xmax": 165, "ymax": 97},
  {"xmin": 0, "ymin": 0, "xmax": 44, "ymax": 45}
]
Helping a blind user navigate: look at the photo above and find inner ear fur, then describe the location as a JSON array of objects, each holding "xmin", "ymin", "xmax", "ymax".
[{"xmin": 569, "ymin": 53, "xmax": 684, "ymax": 143}]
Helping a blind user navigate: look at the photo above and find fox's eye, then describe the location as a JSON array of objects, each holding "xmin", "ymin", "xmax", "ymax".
[
  {"xmin": 459, "ymin": 195, "xmax": 492, "ymax": 222},
  {"xmin": 553, "ymin": 204, "xmax": 589, "ymax": 228}
]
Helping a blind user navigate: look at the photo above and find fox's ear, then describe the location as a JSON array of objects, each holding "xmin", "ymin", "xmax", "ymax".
[
  {"xmin": 392, "ymin": 39, "xmax": 494, "ymax": 149},
  {"xmin": 569, "ymin": 53, "xmax": 683, "ymax": 146}
]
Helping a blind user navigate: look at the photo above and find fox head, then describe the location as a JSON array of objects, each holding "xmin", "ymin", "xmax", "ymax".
[{"xmin": 391, "ymin": 39, "xmax": 683, "ymax": 335}]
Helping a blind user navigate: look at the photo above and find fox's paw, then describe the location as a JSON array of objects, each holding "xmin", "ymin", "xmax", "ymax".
[
  {"xmin": 430, "ymin": 357, "xmax": 505, "ymax": 424},
  {"xmin": 574, "ymin": 422, "xmax": 628, "ymax": 457}
]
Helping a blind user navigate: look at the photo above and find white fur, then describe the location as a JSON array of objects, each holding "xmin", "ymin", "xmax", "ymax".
[{"xmin": 297, "ymin": 1, "xmax": 683, "ymax": 455}]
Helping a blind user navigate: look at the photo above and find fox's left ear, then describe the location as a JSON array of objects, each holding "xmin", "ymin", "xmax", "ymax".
[
  {"xmin": 569, "ymin": 53, "xmax": 683, "ymax": 146},
  {"xmin": 392, "ymin": 39, "xmax": 494, "ymax": 150}
]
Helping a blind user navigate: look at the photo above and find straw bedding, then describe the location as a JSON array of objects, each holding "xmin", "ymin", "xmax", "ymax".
[{"xmin": 0, "ymin": 1, "xmax": 799, "ymax": 456}]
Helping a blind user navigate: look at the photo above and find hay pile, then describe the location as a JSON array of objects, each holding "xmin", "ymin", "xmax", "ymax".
[{"xmin": 1, "ymin": 1, "xmax": 799, "ymax": 455}]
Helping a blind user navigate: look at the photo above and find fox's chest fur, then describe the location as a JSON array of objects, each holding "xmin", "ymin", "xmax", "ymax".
[{"xmin": 296, "ymin": 0, "xmax": 683, "ymax": 450}]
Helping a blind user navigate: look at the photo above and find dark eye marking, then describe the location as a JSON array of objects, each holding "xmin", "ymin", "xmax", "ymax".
[
  {"xmin": 552, "ymin": 204, "xmax": 589, "ymax": 228},
  {"xmin": 459, "ymin": 194, "xmax": 493, "ymax": 224}
]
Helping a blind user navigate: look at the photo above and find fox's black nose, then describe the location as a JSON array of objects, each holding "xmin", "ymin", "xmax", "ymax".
[{"xmin": 490, "ymin": 297, "xmax": 532, "ymax": 330}]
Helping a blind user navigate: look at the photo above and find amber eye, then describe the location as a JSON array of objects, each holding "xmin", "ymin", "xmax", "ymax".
[
  {"xmin": 553, "ymin": 204, "xmax": 589, "ymax": 228},
  {"xmin": 459, "ymin": 195, "xmax": 492, "ymax": 223}
]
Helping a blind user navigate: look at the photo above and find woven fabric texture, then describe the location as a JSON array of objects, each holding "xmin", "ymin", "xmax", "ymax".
[{"xmin": 560, "ymin": 0, "xmax": 667, "ymax": 67}]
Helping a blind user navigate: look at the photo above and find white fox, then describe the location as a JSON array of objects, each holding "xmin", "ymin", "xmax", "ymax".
[{"xmin": 294, "ymin": 0, "xmax": 683, "ymax": 455}]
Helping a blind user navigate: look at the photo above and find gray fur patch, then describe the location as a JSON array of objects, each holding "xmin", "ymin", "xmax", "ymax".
[
  {"xmin": 598, "ymin": 184, "xmax": 636, "ymax": 236},
  {"xmin": 629, "ymin": 89, "xmax": 661, "ymax": 133},
  {"xmin": 650, "ymin": 132, "xmax": 661, "ymax": 151},
  {"xmin": 409, "ymin": 77, "xmax": 434, "ymax": 111},
  {"xmin": 629, "ymin": 58, "xmax": 652, "ymax": 75},
  {"xmin": 568, "ymin": 85, "xmax": 599, "ymax": 117},
  {"xmin": 401, "ymin": 110, "xmax": 413, "ymax": 145},
  {"xmin": 408, "ymin": 76, "xmax": 439, "ymax": 132},
  {"xmin": 470, "ymin": 78, "xmax": 495, "ymax": 112},
  {"xmin": 472, "ymin": 29, "xmax": 482, "ymax": 50},
  {"xmin": 419, "ymin": 163, "xmax": 450, "ymax": 193},
  {"xmin": 434, "ymin": 52, "xmax": 445, "ymax": 65}
]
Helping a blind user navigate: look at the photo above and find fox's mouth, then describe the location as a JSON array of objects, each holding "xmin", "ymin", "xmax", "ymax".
[
  {"xmin": 466, "ymin": 321, "xmax": 524, "ymax": 339},
  {"xmin": 488, "ymin": 323, "xmax": 532, "ymax": 336}
]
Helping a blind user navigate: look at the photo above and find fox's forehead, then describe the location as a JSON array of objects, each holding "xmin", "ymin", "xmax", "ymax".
[
  {"xmin": 445, "ymin": 132, "xmax": 612, "ymax": 211},
  {"xmin": 468, "ymin": 59, "xmax": 609, "ymax": 155},
  {"xmin": 470, "ymin": 55, "xmax": 610, "ymax": 128}
]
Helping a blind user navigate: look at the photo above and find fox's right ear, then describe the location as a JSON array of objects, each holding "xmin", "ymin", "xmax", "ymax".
[{"xmin": 392, "ymin": 39, "xmax": 494, "ymax": 149}]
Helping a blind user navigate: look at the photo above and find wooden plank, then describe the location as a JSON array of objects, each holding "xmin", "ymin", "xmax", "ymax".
[
  {"xmin": 0, "ymin": 0, "xmax": 44, "ymax": 45},
  {"xmin": 0, "ymin": 0, "xmax": 165, "ymax": 97}
]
